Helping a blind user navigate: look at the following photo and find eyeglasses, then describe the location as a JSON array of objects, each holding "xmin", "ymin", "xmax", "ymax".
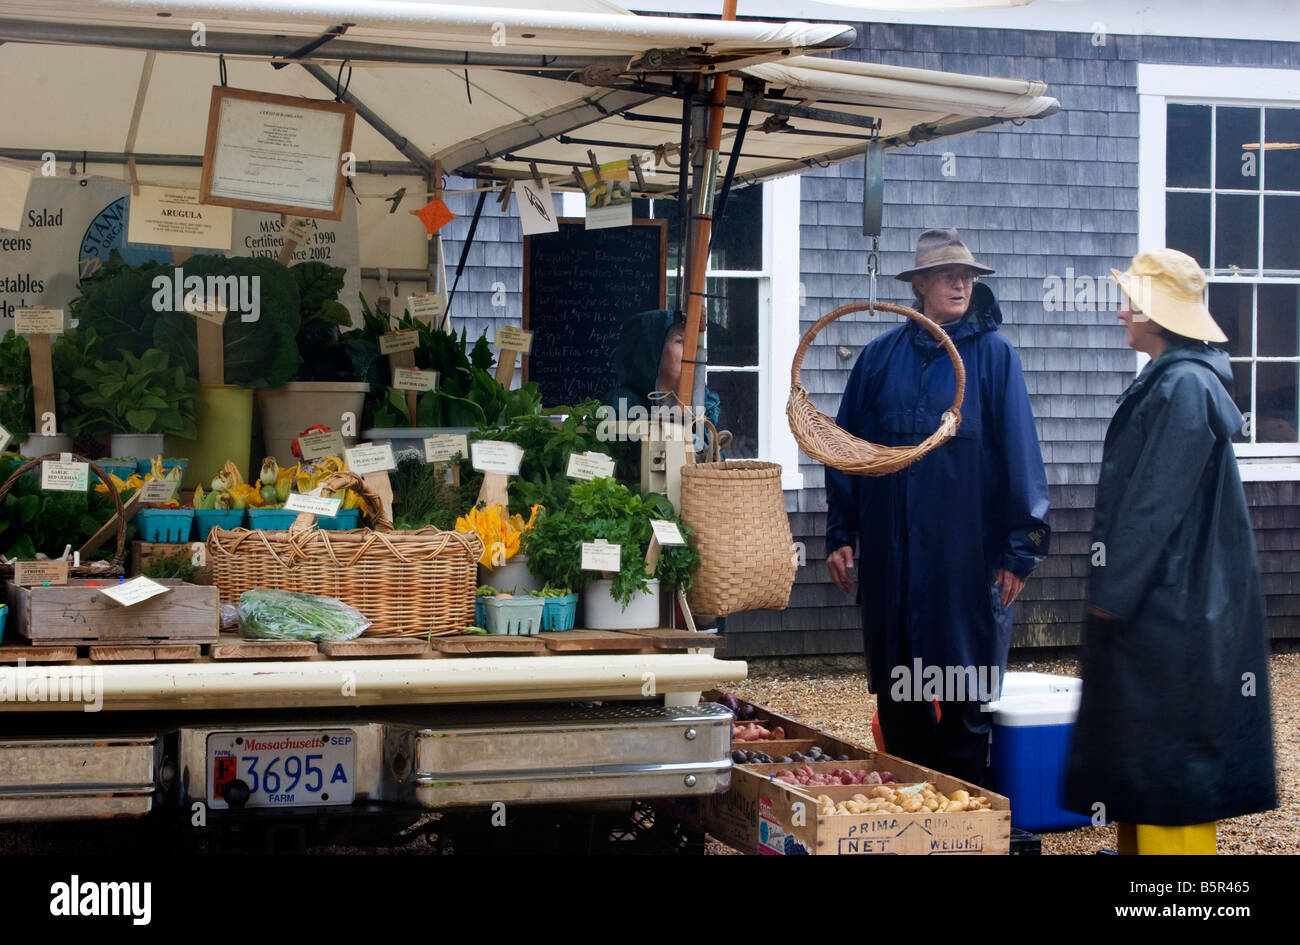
[{"xmin": 928, "ymin": 269, "xmax": 979, "ymax": 288}]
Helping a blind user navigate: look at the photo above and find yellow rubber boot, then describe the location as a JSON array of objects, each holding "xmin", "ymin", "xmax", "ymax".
[{"xmin": 1117, "ymin": 822, "xmax": 1217, "ymax": 855}]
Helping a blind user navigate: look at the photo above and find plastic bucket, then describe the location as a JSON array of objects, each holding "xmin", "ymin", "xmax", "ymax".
[
  {"xmin": 256, "ymin": 382, "xmax": 369, "ymax": 467},
  {"xmin": 111, "ymin": 433, "xmax": 165, "ymax": 461},
  {"xmin": 583, "ymin": 580, "xmax": 660, "ymax": 630},
  {"xmin": 166, "ymin": 385, "xmax": 254, "ymax": 491},
  {"xmin": 478, "ymin": 555, "xmax": 540, "ymax": 595}
]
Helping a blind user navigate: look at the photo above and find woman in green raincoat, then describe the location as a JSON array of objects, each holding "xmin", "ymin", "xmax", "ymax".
[{"xmin": 1063, "ymin": 249, "xmax": 1277, "ymax": 854}]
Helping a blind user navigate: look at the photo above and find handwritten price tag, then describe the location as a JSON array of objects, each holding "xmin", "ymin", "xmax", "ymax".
[
  {"xmin": 0, "ymin": 421, "xmax": 10, "ymax": 454},
  {"xmin": 470, "ymin": 441, "xmax": 523, "ymax": 476},
  {"xmin": 425, "ymin": 433, "xmax": 468, "ymax": 464},
  {"xmin": 392, "ymin": 367, "xmax": 439, "ymax": 392},
  {"xmin": 650, "ymin": 519, "xmax": 686, "ymax": 546},
  {"xmin": 15, "ymin": 307, "xmax": 63, "ymax": 335},
  {"xmin": 379, "ymin": 331, "xmax": 419, "ymax": 355},
  {"xmin": 581, "ymin": 540, "xmax": 621, "ymax": 572},
  {"xmin": 494, "ymin": 326, "xmax": 533, "ymax": 353},
  {"xmin": 138, "ymin": 479, "xmax": 179, "ymax": 503},
  {"xmin": 40, "ymin": 460, "xmax": 89, "ymax": 492},
  {"xmin": 13, "ymin": 560, "xmax": 69, "ymax": 586},
  {"xmin": 285, "ymin": 217, "xmax": 313, "ymax": 243},
  {"xmin": 566, "ymin": 451, "xmax": 616, "ymax": 480},
  {"xmin": 407, "ymin": 294, "xmax": 444, "ymax": 320},
  {"xmin": 299, "ymin": 430, "xmax": 346, "ymax": 461},
  {"xmin": 182, "ymin": 295, "xmax": 229, "ymax": 325},
  {"xmin": 99, "ymin": 576, "xmax": 171, "ymax": 607},
  {"xmin": 345, "ymin": 443, "xmax": 396, "ymax": 474},
  {"xmin": 285, "ymin": 493, "xmax": 343, "ymax": 517}
]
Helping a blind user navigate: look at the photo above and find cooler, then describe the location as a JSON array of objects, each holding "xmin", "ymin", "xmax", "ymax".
[{"xmin": 989, "ymin": 673, "xmax": 1091, "ymax": 832}]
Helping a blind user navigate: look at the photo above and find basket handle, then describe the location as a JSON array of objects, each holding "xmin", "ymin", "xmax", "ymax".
[
  {"xmin": 790, "ymin": 300, "xmax": 965, "ymax": 425},
  {"xmin": 288, "ymin": 470, "xmax": 394, "ymax": 533},
  {"xmin": 0, "ymin": 452, "xmax": 128, "ymax": 572}
]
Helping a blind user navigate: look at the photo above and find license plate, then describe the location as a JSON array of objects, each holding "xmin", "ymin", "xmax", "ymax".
[{"xmin": 207, "ymin": 730, "xmax": 357, "ymax": 809}]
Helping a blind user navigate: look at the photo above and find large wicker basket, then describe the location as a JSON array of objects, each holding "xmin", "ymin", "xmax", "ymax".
[
  {"xmin": 678, "ymin": 460, "xmax": 797, "ymax": 618},
  {"xmin": 207, "ymin": 472, "xmax": 483, "ymax": 637}
]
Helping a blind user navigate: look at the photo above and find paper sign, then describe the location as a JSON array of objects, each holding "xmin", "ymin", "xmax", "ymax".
[
  {"xmin": 40, "ymin": 460, "xmax": 88, "ymax": 492},
  {"xmin": 13, "ymin": 559, "xmax": 69, "ymax": 586},
  {"xmin": 650, "ymin": 519, "xmax": 686, "ymax": 546},
  {"xmin": 566, "ymin": 451, "xmax": 616, "ymax": 480},
  {"xmin": 346, "ymin": 443, "xmax": 396, "ymax": 474},
  {"xmin": 425, "ymin": 433, "xmax": 468, "ymax": 464},
  {"xmin": 408, "ymin": 294, "xmax": 444, "ymax": 320},
  {"xmin": 182, "ymin": 294, "xmax": 229, "ymax": 325},
  {"xmin": 99, "ymin": 575, "xmax": 171, "ymax": 607},
  {"xmin": 0, "ymin": 421, "xmax": 10, "ymax": 454},
  {"xmin": 299, "ymin": 430, "xmax": 346, "ymax": 461},
  {"xmin": 516, "ymin": 177, "xmax": 559, "ymax": 236},
  {"xmin": 379, "ymin": 330, "xmax": 419, "ymax": 355},
  {"xmin": 582, "ymin": 160, "xmax": 633, "ymax": 231},
  {"xmin": 0, "ymin": 161, "xmax": 33, "ymax": 232},
  {"xmin": 285, "ymin": 492, "xmax": 343, "ymax": 517},
  {"xmin": 15, "ymin": 307, "xmax": 64, "ymax": 335},
  {"xmin": 581, "ymin": 540, "xmax": 622, "ymax": 572},
  {"xmin": 495, "ymin": 326, "xmax": 533, "ymax": 353},
  {"xmin": 138, "ymin": 479, "xmax": 179, "ymax": 503},
  {"xmin": 393, "ymin": 367, "xmax": 439, "ymax": 392},
  {"xmin": 285, "ymin": 216, "xmax": 313, "ymax": 243},
  {"xmin": 127, "ymin": 185, "xmax": 233, "ymax": 250},
  {"xmin": 470, "ymin": 441, "xmax": 523, "ymax": 476}
]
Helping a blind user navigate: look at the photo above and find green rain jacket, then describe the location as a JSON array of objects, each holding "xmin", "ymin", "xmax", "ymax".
[{"xmin": 603, "ymin": 309, "xmax": 720, "ymax": 433}]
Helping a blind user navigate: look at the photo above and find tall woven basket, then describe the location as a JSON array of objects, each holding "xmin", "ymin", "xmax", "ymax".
[
  {"xmin": 207, "ymin": 472, "xmax": 483, "ymax": 637},
  {"xmin": 679, "ymin": 460, "xmax": 797, "ymax": 618}
]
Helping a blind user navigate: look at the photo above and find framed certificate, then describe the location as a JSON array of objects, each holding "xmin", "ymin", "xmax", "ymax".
[{"xmin": 199, "ymin": 86, "xmax": 356, "ymax": 221}]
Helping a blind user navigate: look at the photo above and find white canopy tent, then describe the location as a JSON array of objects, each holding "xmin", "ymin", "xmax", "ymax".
[{"xmin": 0, "ymin": 0, "xmax": 1058, "ymax": 189}]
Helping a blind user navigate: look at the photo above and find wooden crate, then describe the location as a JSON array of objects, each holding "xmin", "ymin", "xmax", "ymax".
[
  {"xmin": 6, "ymin": 578, "xmax": 220, "ymax": 646},
  {"xmin": 131, "ymin": 541, "xmax": 214, "ymax": 585}
]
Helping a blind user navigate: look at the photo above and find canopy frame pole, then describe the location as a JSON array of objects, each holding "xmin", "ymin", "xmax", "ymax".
[
  {"xmin": 299, "ymin": 62, "xmax": 433, "ymax": 175},
  {"xmin": 0, "ymin": 149, "xmax": 420, "ymax": 176}
]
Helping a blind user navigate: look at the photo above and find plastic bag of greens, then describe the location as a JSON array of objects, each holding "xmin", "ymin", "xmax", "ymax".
[{"xmin": 236, "ymin": 589, "xmax": 371, "ymax": 642}]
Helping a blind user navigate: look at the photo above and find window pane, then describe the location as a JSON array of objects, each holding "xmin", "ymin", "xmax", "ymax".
[
  {"xmin": 1209, "ymin": 282, "xmax": 1253, "ymax": 357},
  {"xmin": 1230, "ymin": 361, "xmax": 1252, "ymax": 443},
  {"xmin": 654, "ymin": 184, "xmax": 763, "ymax": 274},
  {"xmin": 1264, "ymin": 107, "xmax": 1300, "ymax": 192},
  {"xmin": 1216, "ymin": 106, "xmax": 1262, "ymax": 191},
  {"xmin": 1166, "ymin": 192, "xmax": 1210, "ymax": 267},
  {"xmin": 1258, "ymin": 283, "xmax": 1300, "ymax": 357},
  {"xmin": 1214, "ymin": 194, "xmax": 1259, "ymax": 272},
  {"xmin": 1263, "ymin": 195, "xmax": 1300, "ymax": 272},
  {"xmin": 707, "ymin": 370, "xmax": 759, "ymax": 458},
  {"xmin": 1257, "ymin": 362, "xmax": 1299, "ymax": 443},
  {"xmin": 705, "ymin": 277, "xmax": 759, "ymax": 366},
  {"xmin": 1167, "ymin": 104, "xmax": 1211, "ymax": 188}
]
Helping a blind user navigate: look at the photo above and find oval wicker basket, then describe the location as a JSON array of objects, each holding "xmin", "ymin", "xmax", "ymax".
[
  {"xmin": 679, "ymin": 460, "xmax": 796, "ymax": 618},
  {"xmin": 207, "ymin": 472, "xmax": 483, "ymax": 637},
  {"xmin": 787, "ymin": 300, "xmax": 966, "ymax": 475}
]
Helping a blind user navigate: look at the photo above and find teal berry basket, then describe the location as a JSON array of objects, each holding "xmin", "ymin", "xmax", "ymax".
[
  {"xmin": 0, "ymin": 603, "xmax": 7, "ymax": 644},
  {"xmin": 135, "ymin": 507, "xmax": 195, "ymax": 543},
  {"xmin": 475, "ymin": 596, "xmax": 487, "ymax": 628},
  {"xmin": 317, "ymin": 509, "xmax": 361, "ymax": 531},
  {"xmin": 539, "ymin": 593, "xmax": 579, "ymax": 631},
  {"xmin": 246, "ymin": 508, "xmax": 301, "ymax": 531},
  {"xmin": 194, "ymin": 509, "xmax": 247, "ymax": 539},
  {"xmin": 95, "ymin": 460, "xmax": 138, "ymax": 487},
  {"xmin": 483, "ymin": 596, "xmax": 545, "ymax": 636}
]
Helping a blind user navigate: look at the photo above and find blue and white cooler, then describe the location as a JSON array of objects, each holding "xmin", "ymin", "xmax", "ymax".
[{"xmin": 989, "ymin": 672, "xmax": 1092, "ymax": 832}]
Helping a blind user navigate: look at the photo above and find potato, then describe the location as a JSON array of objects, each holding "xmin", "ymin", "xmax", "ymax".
[{"xmin": 870, "ymin": 785, "xmax": 894, "ymax": 799}]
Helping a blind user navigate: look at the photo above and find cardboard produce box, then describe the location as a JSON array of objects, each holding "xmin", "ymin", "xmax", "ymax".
[{"xmin": 706, "ymin": 753, "xmax": 1011, "ymax": 855}]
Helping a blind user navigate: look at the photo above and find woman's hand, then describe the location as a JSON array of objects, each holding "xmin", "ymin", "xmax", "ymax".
[
  {"xmin": 995, "ymin": 568, "xmax": 1026, "ymax": 607},
  {"xmin": 827, "ymin": 546, "xmax": 855, "ymax": 593}
]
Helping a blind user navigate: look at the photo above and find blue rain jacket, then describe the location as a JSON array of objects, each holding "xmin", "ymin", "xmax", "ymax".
[{"xmin": 825, "ymin": 284, "xmax": 1050, "ymax": 680}]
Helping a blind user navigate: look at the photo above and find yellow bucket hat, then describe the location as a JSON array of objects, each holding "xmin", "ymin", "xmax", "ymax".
[{"xmin": 1109, "ymin": 248, "xmax": 1228, "ymax": 343}]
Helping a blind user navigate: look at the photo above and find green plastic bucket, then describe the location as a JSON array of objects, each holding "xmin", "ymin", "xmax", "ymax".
[{"xmin": 166, "ymin": 385, "xmax": 253, "ymax": 491}]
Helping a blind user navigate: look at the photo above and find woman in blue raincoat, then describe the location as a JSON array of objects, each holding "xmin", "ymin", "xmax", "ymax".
[
  {"xmin": 825, "ymin": 229, "xmax": 1050, "ymax": 785},
  {"xmin": 1063, "ymin": 249, "xmax": 1276, "ymax": 854}
]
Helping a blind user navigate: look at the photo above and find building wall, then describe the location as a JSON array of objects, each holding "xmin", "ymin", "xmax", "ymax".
[{"xmin": 718, "ymin": 23, "xmax": 1300, "ymax": 659}]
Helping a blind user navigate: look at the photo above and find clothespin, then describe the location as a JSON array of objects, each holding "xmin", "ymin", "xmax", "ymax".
[
  {"xmin": 571, "ymin": 167, "xmax": 590, "ymax": 196},
  {"xmin": 529, "ymin": 162, "xmax": 542, "ymax": 185},
  {"xmin": 433, "ymin": 160, "xmax": 444, "ymax": 200},
  {"xmin": 497, "ymin": 179, "xmax": 513, "ymax": 210},
  {"xmin": 386, "ymin": 186, "xmax": 406, "ymax": 214},
  {"xmin": 127, "ymin": 156, "xmax": 139, "ymax": 196},
  {"xmin": 629, "ymin": 153, "xmax": 645, "ymax": 189},
  {"xmin": 586, "ymin": 150, "xmax": 602, "ymax": 180}
]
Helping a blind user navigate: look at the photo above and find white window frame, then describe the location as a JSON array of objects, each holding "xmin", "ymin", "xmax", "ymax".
[
  {"xmin": 759, "ymin": 176, "xmax": 804, "ymax": 490},
  {"xmin": 1138, "ymin": 63, "xmax": 1300, "ymax": 481}
]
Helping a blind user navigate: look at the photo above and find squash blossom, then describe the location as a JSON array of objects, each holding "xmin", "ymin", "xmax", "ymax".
[{"xmin": 456, "ymin": 503, "xmax": 543, "ymax": 569}]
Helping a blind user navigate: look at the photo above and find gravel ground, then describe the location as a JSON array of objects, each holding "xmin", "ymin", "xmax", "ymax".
[{"xmin": 707, "ymin": 643, "xmax": 1298, "ymax": 855}]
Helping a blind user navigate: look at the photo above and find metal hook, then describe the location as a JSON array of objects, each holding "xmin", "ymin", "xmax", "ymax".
[
  {"xmin": 218, "ymin": 54, "xmax": 227, "ymax": 87},
  {"xmin": 867, "ymin": 236, "xmax": 879, "ymax": 316},
  {"xmin": 335, "ymin": 59, "xmax": 352, "ymax": 101}
]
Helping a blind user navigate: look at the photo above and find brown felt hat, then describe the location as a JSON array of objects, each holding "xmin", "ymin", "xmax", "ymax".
[{"xmin": 894, "ymin": 227, "xmax": 995, "ymax": 282}]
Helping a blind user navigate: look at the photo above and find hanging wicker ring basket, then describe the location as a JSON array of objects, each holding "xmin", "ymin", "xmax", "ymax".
[{"xmin": 787, "ymin": 300, "xmax": 966, "ymax": 476}]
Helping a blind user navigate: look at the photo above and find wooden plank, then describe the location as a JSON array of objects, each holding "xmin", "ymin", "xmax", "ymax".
[
  {"xmin": 431, "ymin": 634, "xmax": 545, "ymax": 655},
  {"xmin": 318, "ymin": 638, "xmax": 429, "ymax": 658},
  {"xmin": 0, "ymin": 644, "xmax": 77, "ymax": 664},
  {"xmin": 89, "ymin": 644, "xmax": 202, "ymax": 662},
  {"xmin": 618, "ymin": 627, "xmax": 725, "ymax": 650},
  {"xmin": 538, "ymin": 629, "xmax": 650, "ymax": 652},
  {"xmin": 210, "ymin": 635, "xmax": 318, "ymax": 660},
  {"xmin": 10, "ymin": 579, "xmax": 219, "ymax": 645}
]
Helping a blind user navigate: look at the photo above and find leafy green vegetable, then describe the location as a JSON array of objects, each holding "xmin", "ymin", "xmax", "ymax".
[
  {"xmin": 141, "ymin": 547, "xmax": 199, "ymax": 583},
  {"xmin": 0, "ymin": 328, "xmax": 96, "ymax": 437},
  {"xmin": 72, "ymin": 348, "xmax": 199, "ymax": 437},
  {"xmin": 388, "ymin": 448, "xmax": 482, "ymax": 531},
  {"xmin": 0, "ymin": 452, "xmax": 124, "ymax": 561},
  {"xmin": 237, "ymin": 588, "xmax": 370, "ymax": 641}
]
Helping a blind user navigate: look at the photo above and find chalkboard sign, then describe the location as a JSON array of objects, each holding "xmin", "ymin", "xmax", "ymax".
[{"xmin": 523, "ymin": 219, "xmax": 667, "ymax": 408}]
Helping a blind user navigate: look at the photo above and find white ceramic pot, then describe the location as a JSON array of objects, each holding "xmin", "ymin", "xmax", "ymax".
[
  {"xmin": 479, "ymin": 554, "xmax": 541, "ymax": 595},
  {"xmin": 110, "ymin": 433, "xmax": 165, "ymax": 459},
  {"xmin": 583, "ymin": 579, "xmax": 661, "ymax": 630},
  {"xmin": 19, "ymin": 433, "xmax": 74, "ymax": 456}
]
